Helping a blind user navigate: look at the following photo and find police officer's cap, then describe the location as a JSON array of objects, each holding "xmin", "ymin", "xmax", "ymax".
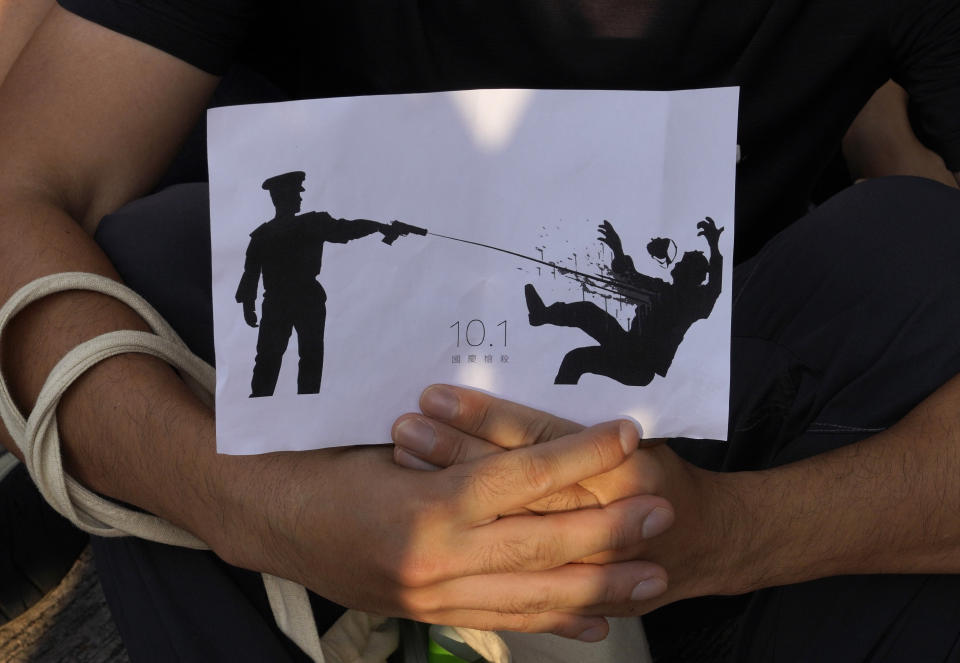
[{"xmin": 262, "ymin": 171, "xmax": 306, "ymax": 192}]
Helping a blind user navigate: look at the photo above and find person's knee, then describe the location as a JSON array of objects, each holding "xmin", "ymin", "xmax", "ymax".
[
  {"xmin": 768, "ymin": 176, "xmax": 960, "ymax": 297},
  {"xmin": 817, "ymin": 176, "xmax": 960, "ymax": 259},
  {"xmin": 731, "ymin": 176, "xmax": 960, "ymax": 455}
]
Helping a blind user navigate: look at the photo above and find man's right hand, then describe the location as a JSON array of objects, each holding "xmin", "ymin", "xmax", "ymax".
[
  {"xmin": 598, "ymin": 220, "xmax": 625, "ymax": 259},
  {"xmin": 218, "ymin": 422, "xmax": 667, "ymax": 641}
]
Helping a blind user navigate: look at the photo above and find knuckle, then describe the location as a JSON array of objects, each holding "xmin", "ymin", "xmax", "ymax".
[
  {"xmin": 392, "ymin": 550, "xmax": 443, "ymax": 589},
  {"xmin": 549, "ymin": 623, "xmax": 577, "ymax": 638},
  {"xmin": 519, "ymin": 415, "xmax": 554, "ymax": 446},
  {"xmin": 528, "ymin": 489, "xmax": 573, "ymax": 514},
  {"xmin": 397, "ymin": 588, "xmax": 440, "ymax": 619},
  {"xmin": 507, "ymin": 591, "xmax": 553, "ymax": 615},
  {"xmin": 409, "ymin": 492, "xmax": 450, "ymax": 526},
  {"xmin": 484, "ymin": 537, "xmax": 527, "ymax": 573},
  {"xmin": 527, "ymin": 532, "xmax": 565, "ymax": 569},
  {"xmin": 529, "ymin": 486, "xmax": 595, "ymax": 514},
  {"xmin": 507, "ymin": 613, "xmax": 538, "ymax": 632},
  {"xmin": 598, "ymin": 570, "xmax": 625, "ymax": 606},
  {"xmin": 463, "ymin": 449, "xmax": 558, "ymax": 504},
  {"xmin": 391, "ymin": 562, "xmax": 426, "ymax": 589},
  {"xmin": 570, "ymin": 489, "xmax": 594, "ymax": 510},
  {"xmin": 470, "ymin": 399, "xmax": 495, "ymax": 436},
  {"xmin": 477, "ymin": 533, "xmax": 560, "ymax": 574},
  {"xmin": 519, "ymin": 453, "xmax": 558, "ymax": 494},
  {"xmin": 449, "ymin": 435, "xmax": 473, "ymax": 465},
  {"xmin": 604, "ymin": 517, "xmax": 632, "ymax": 551},
  {"xmin": 589, "ymin": 426, "xmax": 622, "ymax": 468},
  {"xmin": 432, "ymin": 434, "xmax": 459, "ymax": 467},
  {"xmin": 538, "ymin": 534, "xmax": 566, "ymax": 567},
  {"xmin": 460, "ymin": 467, "xmax": 507, "ymax": 505},
  {"xmin": 397, "ymin": 560, "xmax": 437, "ymax": 589}
]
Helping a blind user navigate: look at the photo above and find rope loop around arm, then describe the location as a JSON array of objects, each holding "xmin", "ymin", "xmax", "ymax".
[
  {"xmin": 25, "ymin": 330, "xmax": 211, "ymax": 546},
  {"xmin": 0, "ymin": 273, "xmax": 333, "ymax": 662},
  {"xmin": 0, "ymin": 273, "xmax": 213, "ymax": 544}
]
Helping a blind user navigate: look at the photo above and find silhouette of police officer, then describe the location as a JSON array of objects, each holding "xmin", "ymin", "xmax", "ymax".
[
  {"xmin": 236, "ymin": 171, "xmax": 415, "ymax": 397},
  {"xmin": 524, "ymin": 217, "xmax": 723, "ymax": 385}
]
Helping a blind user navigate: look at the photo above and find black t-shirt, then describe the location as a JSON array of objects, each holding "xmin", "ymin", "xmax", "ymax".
[{"xmin": 59, "ymin": 0, "xmax": 960, "ymax": 262}]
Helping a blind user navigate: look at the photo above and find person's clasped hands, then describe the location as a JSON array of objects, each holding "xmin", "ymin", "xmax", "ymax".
[
  {"xmin": 218, "ymin": 387, "xmax": 686, "ymax": 643},
  {"xmin": 392, "ymin": 385, "xmax": 740, "ymax": 636}
]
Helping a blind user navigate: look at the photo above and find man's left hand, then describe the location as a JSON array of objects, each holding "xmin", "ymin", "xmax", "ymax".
[
  {"xmin": 696, "ymin": 217, "xmax": 724, "ymax": 247},
  {"xmin": 242, "ymin": 301, "xmax": 258, "ymax": 327}
]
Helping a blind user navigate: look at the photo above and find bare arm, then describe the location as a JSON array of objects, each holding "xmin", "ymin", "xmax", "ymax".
[
  {"xmin": 0, "ymin": 0, "xmax": 54, "ymax": 83},
  {"xmin": 0, "ymin": 7, "xmax": 223, "ymax": 533},
  {"xmin": 843, "ymin": 81, "xmax": 958, "ymax": 189}
]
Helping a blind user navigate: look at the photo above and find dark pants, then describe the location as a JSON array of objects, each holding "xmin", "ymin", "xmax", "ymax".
[
  {"xmin": 252, "ymin": 293, "xmax": 327, "ymax": 396},
  {"xmin": 93, "ymin": 176, "xmax": 960, "ymax": 662},
  {"xmin": 651, "ymin": 176, "xmax": 960, "ymax": 662}
]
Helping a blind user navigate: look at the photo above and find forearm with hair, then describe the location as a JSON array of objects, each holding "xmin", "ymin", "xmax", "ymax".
[
  {"xmin": 0, "ymin": 192, "xmax": 233, "ymax": 548},
  {"xmin": 712, "ymin": 373, "xmax": 960, "ymax": 596}
]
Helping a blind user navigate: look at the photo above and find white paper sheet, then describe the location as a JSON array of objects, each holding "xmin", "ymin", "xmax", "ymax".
[{"xmin": 208, "ymin": 88, "xmax": 739, "ymax": 454}]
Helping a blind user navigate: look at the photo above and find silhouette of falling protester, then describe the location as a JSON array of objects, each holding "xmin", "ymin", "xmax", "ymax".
[
  {"xmin": 236, "ymin": 171, "xmax": 424, "ymax": 397},
  {"xmin": 525, "ymin": 217, "xmax": 723, "ymax": 385}
]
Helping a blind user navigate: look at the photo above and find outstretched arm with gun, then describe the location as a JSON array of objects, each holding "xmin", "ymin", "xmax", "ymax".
[{"xmin": 318, "ymin": 213, "xmax": 427, "ymax": 245}]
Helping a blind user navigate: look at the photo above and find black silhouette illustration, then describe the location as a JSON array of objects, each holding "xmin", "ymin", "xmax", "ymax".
[
  {"xmin": 236, "ymin": 171, "xmax": 425, "ymax": 397},
  {"xmin": 525, "ymin": 217, "xmax": 723, "ymax": 385}
]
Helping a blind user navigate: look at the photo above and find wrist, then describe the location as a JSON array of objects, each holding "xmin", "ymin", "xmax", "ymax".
[
  {"xmin": 196, "ymin": 450, "xmax": 300, "ymax": 570},
  {"xmin": 694, "ymin": 468, "xmax": 773, "ymax": 596},
  {"xmin": 692, "ymin": 463, "xmax": 846, "ymax": 597},
  {"xmin": 206, "ymin": 446, "xmax": 393, "ymax": 594},
  {"xmin": 663, "ymin": 461, "xmax": 764, "ymax": 599},
  {"xmin": 203, "ymin": 447, "xmax": 347, "ymax": 577},
  {"xmin": 110, "ymin": 387, "xmax": 230, "ymax": 548}
]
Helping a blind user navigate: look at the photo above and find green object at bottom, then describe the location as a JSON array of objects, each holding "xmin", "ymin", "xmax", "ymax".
[{"xmin": 428, "ymin": 638, "xmax": 471, "ymax": 663}]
